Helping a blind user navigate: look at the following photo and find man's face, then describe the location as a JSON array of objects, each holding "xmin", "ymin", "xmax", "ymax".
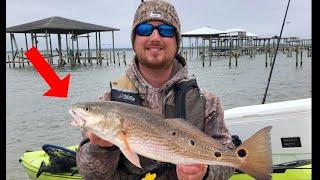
[{"xmin": 133, "ymin": 20, "xmax": 177, "ymax": 69}]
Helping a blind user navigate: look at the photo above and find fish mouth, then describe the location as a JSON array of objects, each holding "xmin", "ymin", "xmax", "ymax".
[{"xmin": 69, "ymin": 108, "xmax": 86, "ymax": 127}]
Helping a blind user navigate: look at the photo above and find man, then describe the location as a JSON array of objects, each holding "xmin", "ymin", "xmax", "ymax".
[{"xmin": 76, "ymin": 0, "xmax": 235, "ymax": 179}]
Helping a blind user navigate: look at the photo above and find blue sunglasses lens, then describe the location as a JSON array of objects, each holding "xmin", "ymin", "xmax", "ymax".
[
  {"xmin": 136, "ymin": 23, "xmax": 175, "ymax": 37},
  {"xmin": 136, "ymin": 24, "xmax": 153, "ymax": 36},
  {"xmin": 158, "ymin": 25, "xmax": 175, "ymax": 37}
]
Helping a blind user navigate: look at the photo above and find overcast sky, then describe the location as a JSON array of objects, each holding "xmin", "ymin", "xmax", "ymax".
[{"xmin": 6, "ymin": 0, "xmax": 311, "ymax": 50}]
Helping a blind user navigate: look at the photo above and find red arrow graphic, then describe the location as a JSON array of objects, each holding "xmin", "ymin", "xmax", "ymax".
[{"xmin": 24, "ymin": 47, "xmax": 71, "ymax": 98}]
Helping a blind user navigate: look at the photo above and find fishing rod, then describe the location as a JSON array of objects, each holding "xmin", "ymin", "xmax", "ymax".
[{"xmin": 261, "ymin": 0, "xmax": 291, "ymax": 104}]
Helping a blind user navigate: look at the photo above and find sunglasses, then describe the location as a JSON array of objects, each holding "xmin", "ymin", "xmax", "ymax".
[{"xmin": 135, "ymin": 23, "xmax": 176, "ymax": 38}]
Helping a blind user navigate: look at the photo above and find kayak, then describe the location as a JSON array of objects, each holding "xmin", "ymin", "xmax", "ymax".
[
  {"xmin": 19, "ymin": 145, "xmax": 81, "ymax": 180},
  {"xmin": 19, "ymin": 144, "xmax": 311, "ymax": 180}
]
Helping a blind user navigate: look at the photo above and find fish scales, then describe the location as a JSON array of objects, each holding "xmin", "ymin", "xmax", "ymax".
[
  {"xmin": 123, "ymin": 117, "xmax": 193, "ymax": 163},
  {"xmin": 74, "ymin": 101, "xmax": 240, "ymax": 165}
]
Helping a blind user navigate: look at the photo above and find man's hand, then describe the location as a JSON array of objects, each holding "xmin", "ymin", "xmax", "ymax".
[
  {"xmin": 176, "ymin": 164, "xmax": 208, "ymax": 180},
  {"xmin": 87, "ymin": 132, "xmax": 114, "ymax": 148}
]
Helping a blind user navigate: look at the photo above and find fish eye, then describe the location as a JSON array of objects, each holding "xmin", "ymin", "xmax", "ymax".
[{"xmin": 83, "ymin": 106, "xmax": 89, "ymax": 111}]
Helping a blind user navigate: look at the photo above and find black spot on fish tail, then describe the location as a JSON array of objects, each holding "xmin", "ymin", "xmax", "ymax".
[
  {"xmin": 237, "ymin": 149, "xmax": 247, "ymax": 158},
  {"xmin": 214, "ymin": 151, "xmax": 222, "ymax": 157}
]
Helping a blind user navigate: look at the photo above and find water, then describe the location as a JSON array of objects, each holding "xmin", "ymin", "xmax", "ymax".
[{"xmin": 6, "ymin": 50, "xmax": 311, "ymax": 179}]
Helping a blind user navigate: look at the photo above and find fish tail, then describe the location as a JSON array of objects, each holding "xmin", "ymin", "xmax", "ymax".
[{"xmin": 235, "ymin": 126, "xmax": 273, "ymax": 180}]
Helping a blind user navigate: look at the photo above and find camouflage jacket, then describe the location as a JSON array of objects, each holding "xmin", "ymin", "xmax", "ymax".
[{"xmin": 76, "ymin": 54, "xmax": 235, "ymax": 180}]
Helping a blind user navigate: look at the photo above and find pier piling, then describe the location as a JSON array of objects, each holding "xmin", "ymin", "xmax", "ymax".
[
  {"xmin": 235, "ymin": 51, "xmax": 238, "ymax": 67},
  {"xmin": 123, "ymin": 51, "xmax": 127, "ymax": 67},
  {"xmin": 265, "ymin": 49, "xmax": 268, "ymax": 67},
  {"xmin": 117, "ymin": 52, "xmax": 120, "ymax": 66},
  {"xmin": 229, "ymin": 51, "xmax": 232, "ymax": 68},
  {"xmin": 296, "ymin": 48, "xmax": 298, "ymax": 67},
  {"xmin": 8, "ymin": 55, "xmax": 11, "ymax": 68},
  {"xmin": 201, "ymin": 52, "xmax": 205, "ymax": 67},
  {"xmin": 300, "ymin": 49, "xmax": 303, "ymax": 67},
  {"xmin": 20, "ymin": 48, "xmax": 25, "ymax": 68}
]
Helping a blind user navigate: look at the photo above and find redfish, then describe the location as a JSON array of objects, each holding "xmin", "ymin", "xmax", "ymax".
[{"xmin": 70, "ymin": 101, "xmax": 272, "ymax": 180}]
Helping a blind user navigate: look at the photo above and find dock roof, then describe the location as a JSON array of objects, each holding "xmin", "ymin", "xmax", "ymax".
[
  {"xmin": 223, "ymin": 28, "xmax": 258, "ymax": 37},
  {"xmin": 182, "ymin": 26, "xmax": 225, "ymax": 37},
  {"xmin": 182, "ymin": 26, "xmax": 259, "ymax": 37},
  {"xmin": 6, "ymin": 16, "xmax": 120, "ymax": 35}
]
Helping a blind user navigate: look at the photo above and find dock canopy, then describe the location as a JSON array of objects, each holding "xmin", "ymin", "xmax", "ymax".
[
  {"xmin": 182, "ymin": 26, "xmax": 259, "ymax": 38},
  {"xmin": 6, "ymin": 16, "xmax": 120, "ymax": 67},
  {"xmin": 6, "ymin": 16, "xmax": 119, "ymax": 35},
  {"xmin": 223, "ymin": 28, "xmax": 258, "ymax": 37},
  {"xmin": 182, "ymin": 26, "xmax": 225, "ymax": 37}
]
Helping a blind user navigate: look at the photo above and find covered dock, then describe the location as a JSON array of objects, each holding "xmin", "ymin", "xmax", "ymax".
[
  {"xmin": 6, "ymin": 16, "xmax": 120, "ymax": 67},
  {"xmin": 181, "ymin": 26, "xmax": 262, "ymax": 55},
  {"xmin": 181, "ymin": 26, "xmax": 311, "ymax": 67},
  {"xmin": 181, "ymin": 26, "xmax": 224, "ymax": 59},
  {"xmin": 181, "ymin": 26, "xmax": 311, "ymax": 57}
]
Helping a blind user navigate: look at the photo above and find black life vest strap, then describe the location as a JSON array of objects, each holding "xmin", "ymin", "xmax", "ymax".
[
  {"xmin": 110, "ymin": 88, "xmax": 141, "ymax": 105},
  {"xmin": 173, "ymin": 79, "xmax": 200, "ymax": 119}
]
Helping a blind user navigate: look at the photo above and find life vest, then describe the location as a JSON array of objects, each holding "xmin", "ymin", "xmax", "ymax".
[
  {"xmin": 110, "ymin": 75, "xmax": 206, "ymax": 129},
  {"xmin": 110, "ymin": 75, "xmax": 141, "ymax": 105},
  {"xmin": 110, "ymin": 74, "xmax": 206, "ymax": 178}
]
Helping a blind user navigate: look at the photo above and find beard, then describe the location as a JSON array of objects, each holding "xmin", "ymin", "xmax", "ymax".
[{"xmin": 136, "ymin": 52, "xmax": 175, "ymax": 70}]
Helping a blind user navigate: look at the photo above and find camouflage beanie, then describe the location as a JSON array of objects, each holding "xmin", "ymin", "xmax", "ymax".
[{"xmin": 131, "ymin": 0, "xmax": 181, "ymax": 52}]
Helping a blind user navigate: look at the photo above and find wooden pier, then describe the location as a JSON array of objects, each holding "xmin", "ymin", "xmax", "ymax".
[
  {"xmin": 6, "ymin": 16, "xmax": 120, "ymax": 68},
  {"xmin": 6, "ymin": 49, "xmax": 130, "ymax": 68},
  {"xmin": 180, "ymin": 32, "xmax": 311, "ymax": 68}
]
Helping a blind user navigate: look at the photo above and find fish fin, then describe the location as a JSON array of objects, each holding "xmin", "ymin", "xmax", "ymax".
[
  {"xmin": 117, "ymin": 132, "xmax": 142, "ymax": 168},
  {"xmin": 164, "ymin": 118, "xmax": 224, "ymax": 149},
  {"xmin": 236, "ymin": 126, "xmax": 273, "ymax": 180}
]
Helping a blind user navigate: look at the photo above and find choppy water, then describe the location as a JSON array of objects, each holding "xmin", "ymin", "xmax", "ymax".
[{"xmin": 6, "ymin": 50, "xmax": 311, "ymax": 179}]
